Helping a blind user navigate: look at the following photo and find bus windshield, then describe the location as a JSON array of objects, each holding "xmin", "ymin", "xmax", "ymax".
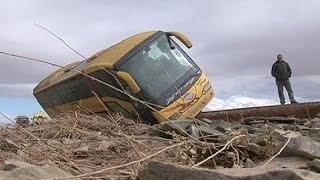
[{"xmin": 120, "ymin": 34, "xmax": 200, "ymax": 106}]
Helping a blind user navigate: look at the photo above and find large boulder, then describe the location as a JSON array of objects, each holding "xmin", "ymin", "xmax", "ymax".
[
  {"xmin": 138, "ymin": 161, "xmax": 320, "ymax": 180},
  {"xmin": 0, "ymin": 159, "xmax": 78, "ymax": 180},
  {"xmin": 280, "ymin": 135, "xmax": 320, "ymax": 159}
]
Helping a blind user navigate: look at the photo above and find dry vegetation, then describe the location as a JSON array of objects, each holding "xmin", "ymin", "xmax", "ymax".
[{"xmin": 1, "ymin": 111, "xmax": 306, "ymax": 179}]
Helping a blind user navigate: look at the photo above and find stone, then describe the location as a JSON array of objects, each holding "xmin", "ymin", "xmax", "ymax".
[
  {"xmin": 63, "ymin": 138, "xmax": 74, "ymax": 145},
  {"xmin": 281, "ymin": 135, "xmax": 320, "ymax": 159},
  {"xmin": 210, "ymin": 119, "xmax": 231, "ymax": 132},
  {"xmin": 257, "ymin": 157, "xmax": 308, "ymax": 169},
  {"xmin": 304, "ymin": 120, "xmax": 311, "ymax": 127},
  {"xmin": 244, "ymin": 158, "xmax": 255, "ymax": 168},
  {"xmin": 283, "ymin": 124, "xmax": 296, "ymax": 131},
  {"xmin": 3, "ymin": 164, "xmax": 17, "ymax": 171},
  {"xmin": 0, "ymin": 139, "xmax": 21, "ymax": 152},
  {"xmin": 153, "ymin": 119, "xmax": 194, "ymax": 137},
  {"xmin": 138, "ymin": 161, "xmax": 320, "ymax": 180},
  {"xmin": 75, "ymin": 145, "xmax": 90, "ymax": 152},
  {"xmin": 272, "ymin": 129, "xmax": 301, "ymax": 138},
  {"xmin": 47, "ymin": 139, "xmax": 61, "ymax": 146},
  {"xmin": 97, "ymin": 140, "xmax": 114, "ymax": 151},
  {"xmin": 4, "ymin": 159, "xmax": 36, "ymax": 169},
  {"xmin": 307, "ymin": 159, "xmax": 320, "ymax": 173},
  {"xmin": 310, "ymin": 117, "xmax": 320, "ymax": 128},
  {"xmin": 201, "ymin": 118, "xmax": 213, "ymax": 124},
  {"xmin": 16, "ymin": 150, "xmax": 26, "ymax": 159},
  {"xmin": 186, "ymin": 124, "xmax": 200, "ymax": 138},
  {"xmin": 317, "ymin": 113, "xmax": 320, "ymax": 118},
  {"xmin": 242, "ymin": 143, "xmax": 262, "ymax": 156},
  {"xmin": 197, "ymin": 125, "xmax": 224, "ymax": 137},
  {"xmin": 0, "ymin": 164, "xmax": 79, "ymax": 180},
  {"xmin": 153, "ymin": 119, "xmax": 222, "ymax": 138}
]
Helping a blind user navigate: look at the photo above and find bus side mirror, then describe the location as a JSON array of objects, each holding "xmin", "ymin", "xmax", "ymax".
[
  {"xmin": 117, "ymin": 71, "xmax": 141, "ymax": 94},
  {"xmin": 166, "ymin": 32, "xmax": 193, "ymax": 49}
]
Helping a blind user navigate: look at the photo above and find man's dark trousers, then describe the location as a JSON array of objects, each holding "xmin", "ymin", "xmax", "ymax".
[{"xmin": 276, "ymin": 79, "xmax": 295, "ymax": 104}]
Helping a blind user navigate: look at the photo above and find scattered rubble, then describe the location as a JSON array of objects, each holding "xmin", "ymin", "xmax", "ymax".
[{"xmin": 1, "ymin": 112, "xmax": 320, "ymax": 179}]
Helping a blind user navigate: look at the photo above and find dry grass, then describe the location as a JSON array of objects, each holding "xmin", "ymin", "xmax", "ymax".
[{"xmin": 0, "ymin": 112, "xmax": 293, "ymax": 179}]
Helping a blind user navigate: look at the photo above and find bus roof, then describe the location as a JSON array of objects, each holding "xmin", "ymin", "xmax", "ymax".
[{"xmin": 33, "ymin": 31, "xmax": 159, "ymax": 93}]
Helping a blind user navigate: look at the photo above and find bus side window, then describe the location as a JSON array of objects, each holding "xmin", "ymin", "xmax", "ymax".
[{"xmin": 90, "ymin": 70, "xmax": 125, "ymax": 100}]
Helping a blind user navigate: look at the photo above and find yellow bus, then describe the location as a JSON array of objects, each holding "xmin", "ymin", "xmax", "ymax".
[{"xmin": 33, "ymin": 31, "xmax": 214, "ymax": 124}]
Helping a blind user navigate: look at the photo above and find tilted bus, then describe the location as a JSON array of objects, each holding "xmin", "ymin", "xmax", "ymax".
[{"xmin": 33, "ymin": 31, "xmax": 214, "ymax": 124}]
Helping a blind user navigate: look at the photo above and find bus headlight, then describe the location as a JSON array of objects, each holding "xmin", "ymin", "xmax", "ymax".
[{"xmin": 202, "ymin": 82, "xmax": 211, "ymax": 95}]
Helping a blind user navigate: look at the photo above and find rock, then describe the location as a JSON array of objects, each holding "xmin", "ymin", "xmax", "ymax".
[
  {"xmin": 304, "ymin": 120, "xmax": 311, "ymax": 127},
  {"xmin": 186, "ymin": 124, "xmax": 200, "ymax": 138},
  {"xmin": 210, "ymin": 119, "xmax": 231, "ymax": 132},
  {"xmin": 4, "ymin": 159, "xmax": 36, "ymax": 169},
  {"xmin": 0, "ymin": 159, "xmax": 77, "ymax": 180},
  {"xmin": 16, "ymin": 150, "xmax": 27, "ymax": 159},
  {"xmin": 283, "ymin": 124, "xmax": 296, "ymax": 131},
  {"xmin": 6, "ymin": 151, "xmax": 24, "ymax": 162},
  {"xmin": 63, "ymin": 138, "xmax": 74, "ymax": 145},
  {"xmin": 0, "ymin": 164, "xmax": 79, "ymax": 180},
  {"xmin": 257, "ymin": 157, "xmax": 308, "ymax": 169},
  {"xmin": 245, "ymin": 126, "xmax": 259, "ymax": 134},
  {"xmin": 3, "ymin": 164, "xmax": 17, "ymax": 171},
  {"xmin": 272, "ymin": 129, "xmax": 301, "ymax": 138},
  {"xmin": 307, "ymin": 159, "xmax": 320, "ymax": 173},
  {"xmin": 244, "ymin": 158, "xmax": 255, "ymax": 168},
  {"xmin": 196, "ymin": 125, "xmax": 224, "ymax": 137},
  {"xmin": 153, "ymin": 119, "xmax": 222, "ymax": 138},
  {"xmin": 75, "ymin": 145, "xmax": 90, "ymax": 152},
  {"xmin": 138, "ymin": 161, "xmax": 320, "ymax": 180},
  {"xmin": 0, "ymin": 139, "xmax": 21, "ymax": 152},
  {"xmin": 310, "ymin": 117, "xmax": 320, "ymax": 128},
  {"xmin": 317, "ymin": 113, "xmax": 320, "ymax": 118},
  {"xmin": 201, "ymin": 118, "xmax": 213, "ymax": 124},
  {"xmin": 122, "ymin": 118, "xmax": 135, "ymax": 125},
  {"xmin": 47, "ymin": 139, "xmax": 61, "ymax": 146},
  {"xmin": 210, "ymin": 119, "xmax": 244, "ymax": 132},
  {"xmin": 242, "ymin": 143, "xmax": 262, "ymax": 156},
  {"xmin": 281, "ymin": 135, "xmax": 320, "ymax": 159},
  {"xmin": 97, "ymin": 140, "xmax": 114, "ymax": 151}
]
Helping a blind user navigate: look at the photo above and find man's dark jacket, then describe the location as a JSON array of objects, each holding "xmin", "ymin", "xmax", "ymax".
[{"xmin": 271, "ymin": 60, "xmax": 292, "ymax": 81}]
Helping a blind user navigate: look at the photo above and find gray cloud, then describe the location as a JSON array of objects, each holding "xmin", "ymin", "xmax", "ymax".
[
  {"xmin": 0, "ymin": 0, "xmax": 320, "ymax": 102},
  {"xmin": 0, "ymin": 83, "xmax": 36, "ymax": 97}
]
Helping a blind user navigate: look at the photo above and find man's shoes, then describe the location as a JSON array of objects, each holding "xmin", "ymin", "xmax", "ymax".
[
  {"xmin": 280, "ymin": 101, "xmax": 285, "ymax": 105},
  {"xmin": 291, "ymin": 101, "xmax": 298, "ymax": 104}
]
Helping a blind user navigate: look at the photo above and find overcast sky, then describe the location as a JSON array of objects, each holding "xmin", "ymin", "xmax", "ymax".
[{"xmin": 1, "ymin": 0, "xmax": 320, "ymax": 123}]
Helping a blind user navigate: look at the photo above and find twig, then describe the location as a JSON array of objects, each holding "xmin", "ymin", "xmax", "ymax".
[
  {"xmin": 192, "ymin": 135, "xmax": 245, "ymax": 168},
  {"xmin": 305, "ymin": 105, "xmax": 311, "ymax": 119},
  {"xmin": 230, "ymin": 144, "xmax": 240, "ymax": 166},
  {"xmin": 260, "ymin": 131, "xmax": 293, "ymax": 168},
  {"xmin": 55, "ymin": 142, "xmax": 183, "ymax": 179},
  {"xmin": 34, "ymin": 23, "xmax": 87, "ymax": 60},
  {"xmin": 239, "ymin": 110, "xmax": 244, "ymax": 125}
]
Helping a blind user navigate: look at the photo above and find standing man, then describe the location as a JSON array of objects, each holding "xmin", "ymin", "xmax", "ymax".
[{"xmin": 271, "ymin": 54, "xmax": 298, "ymax": 104}]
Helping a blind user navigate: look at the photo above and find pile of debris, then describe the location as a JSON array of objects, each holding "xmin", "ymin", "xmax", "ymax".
[{"xmin": 1, "ymin": 112, "xmax": 320, "ymax": 179}]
